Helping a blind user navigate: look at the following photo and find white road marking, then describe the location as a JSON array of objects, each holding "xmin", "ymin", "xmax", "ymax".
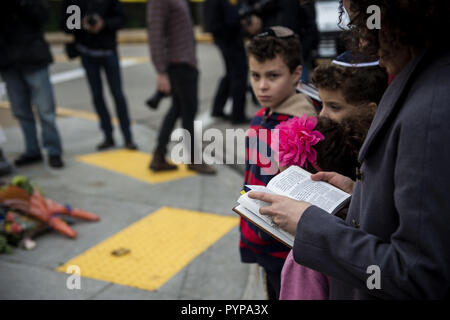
[{"xmin": 50, "ymin": 59, "xmax": 140, "ymax": 84}]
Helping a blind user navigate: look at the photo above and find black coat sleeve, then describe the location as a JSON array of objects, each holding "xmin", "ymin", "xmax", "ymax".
[
  {"xmin": 15, "ymin": 0, "xmax": 50, "ymax": 27},
  {"xmin": 103, "ymin": 0, "xmax": 126, "ymax": 32}
]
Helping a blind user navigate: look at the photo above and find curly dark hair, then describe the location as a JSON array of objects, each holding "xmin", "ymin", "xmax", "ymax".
[
  {"xmin": 247, "ymin": 33, "xmax": 303, "ymax": 72},
  {"xmin": 311, "ymin": 62, "xmax": 388, "ymax": 105},
  {"xmin": 338, "ymin": 0, "xmax": 450, "ymax": 59},
  {"xmin": 305, "ymin": 114, "xmax": 374, "ymax": 180}
]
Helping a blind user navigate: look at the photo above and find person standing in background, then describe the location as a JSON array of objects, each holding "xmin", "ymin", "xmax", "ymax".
[
  {"xmin": 204, "ymin": 0, "xmax": 249, "ymax": 124},
  {"xmin": 0, "ymin": 0, "xmax": 64, "ymax": 169},
  {"xmin": 61, "ymin": 0, "xmax": 138, "ymax": 151},
  {"xmin": 146, "ymin": 0, "xmax": 216, "ymax": 174}
]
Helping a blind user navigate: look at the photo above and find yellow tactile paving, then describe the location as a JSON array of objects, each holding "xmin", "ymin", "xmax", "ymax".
[
  {"xmin": 77, "ymin": 149, "xmax": 196, "ymax": 184},
  {"xmin": 57, "ymin": 207, "xmax": 239, "ymax": 291}
]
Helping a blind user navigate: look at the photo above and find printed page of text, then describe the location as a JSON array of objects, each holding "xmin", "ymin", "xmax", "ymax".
[{"xmin": 267, "ymin": 166, "xmax": 350, "ymax": 214}]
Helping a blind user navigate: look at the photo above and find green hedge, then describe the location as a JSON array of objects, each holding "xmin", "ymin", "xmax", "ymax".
[{"xmin": 46, "ymin": 0, "xmax": 205, "ymax": 31}]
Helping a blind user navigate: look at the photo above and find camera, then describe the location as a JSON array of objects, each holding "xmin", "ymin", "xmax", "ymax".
[
  {"xmin": 145, "ymin": 91, "xmax": 168, "ymax": 110},
  {"xmin": 238, "ymin": 0, "xmax": 276, "ymax": 20}
]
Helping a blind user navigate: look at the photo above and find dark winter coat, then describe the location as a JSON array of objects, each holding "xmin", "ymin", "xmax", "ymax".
[
  {"xmin": 293, "ymin": 48, "xmax": 450, "ymax": 299},
  {"xmin": 0, "ymin": 0, "xmax": 53, "ymax": 72},
  {"xmin": 61, "ymin": 0, "xmax": 126, "ymax": 50}
]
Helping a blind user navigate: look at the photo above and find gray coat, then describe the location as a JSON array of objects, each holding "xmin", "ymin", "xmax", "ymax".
[{"xmin": 293, "ymin": 48, "xmax": 450, "ymax": 299}]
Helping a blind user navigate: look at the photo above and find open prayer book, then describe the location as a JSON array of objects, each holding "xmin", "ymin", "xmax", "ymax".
[{"xmin": 233, "ymin": 166, "xmax": 352, "ymax": 248}]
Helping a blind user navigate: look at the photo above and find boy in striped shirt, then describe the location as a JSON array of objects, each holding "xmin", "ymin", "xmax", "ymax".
[{"xmin": 240, "ymin": 26, "xmax": 317, "ymax": 300}]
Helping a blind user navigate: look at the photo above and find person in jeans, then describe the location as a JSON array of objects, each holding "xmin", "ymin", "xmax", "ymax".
[
  {"xmin": 146, "ymin": 0, "xmax": 215, "ymax": 174},
  {"xmin": 61, "ymin": 0, "xmax": 137, "ymax": 151},
  {"xmin": 0, "ymin": 0, "xmax": 64, "ymax": 168}
]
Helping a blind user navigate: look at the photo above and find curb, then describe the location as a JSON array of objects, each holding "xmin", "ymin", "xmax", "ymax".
[{"xmin": 45, "ymin": 28, "xmax": 213, "ymax": 45}]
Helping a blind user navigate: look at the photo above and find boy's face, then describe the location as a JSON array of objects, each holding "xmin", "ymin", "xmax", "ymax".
[
  {"xmin": 318, "ymin": 88, "xmax": 365, "ymax": 123},
  {"xmin": 249, "ymin": 54, "xmax": 301, "ymax": 110}
]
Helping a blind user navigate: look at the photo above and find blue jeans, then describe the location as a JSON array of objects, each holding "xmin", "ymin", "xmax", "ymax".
[
  {"xmin": 2, "ymin": 67, "xmax": 63, "ymax": 157},
  {"xmin": 81, "ymin": 52, "xmax": 132, "ymax": 142}
]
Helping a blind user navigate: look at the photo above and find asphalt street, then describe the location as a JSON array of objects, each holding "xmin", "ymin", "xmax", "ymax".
[{"xmin": 0, "ymin": 42, "xmax": 266, "ymax": 300}]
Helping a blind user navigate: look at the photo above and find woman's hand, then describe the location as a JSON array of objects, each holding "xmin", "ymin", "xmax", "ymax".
[
  {"xmin": 248, "ymin": 192, "xmax": 312, "ymax": 235},
  {"xmin": 311, "ymin": 171, "xmax": 355, "ymax": 194}
]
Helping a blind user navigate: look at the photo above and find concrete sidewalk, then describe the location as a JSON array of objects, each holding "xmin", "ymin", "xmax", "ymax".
[{"xmin": 0, "ymin": 113, "xmax": 266, "ymax": 300}]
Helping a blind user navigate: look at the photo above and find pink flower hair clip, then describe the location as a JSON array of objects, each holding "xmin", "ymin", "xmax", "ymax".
[{"xmin": 273, "ymin": 114, "xmax": 324, "ymax": 171}]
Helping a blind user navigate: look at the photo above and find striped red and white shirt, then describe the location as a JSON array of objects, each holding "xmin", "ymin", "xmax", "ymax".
[{"xmin": 240, "ymin": 107, "xmax": 293, "ymax": 272}]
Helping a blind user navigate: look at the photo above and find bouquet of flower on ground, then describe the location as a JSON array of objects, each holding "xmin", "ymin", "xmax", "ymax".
[{"xmin": 0, "ymin": 176, "xmax": 100, "ymax": 239}]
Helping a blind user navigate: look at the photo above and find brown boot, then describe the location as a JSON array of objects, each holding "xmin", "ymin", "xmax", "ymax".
[
  {"xmin": 149, "ymin": 152, "xmax": 177, "ymax": 171},
  {"xmin": 187, "ymin": 163, "xmax": 217, "ymax": 175}
]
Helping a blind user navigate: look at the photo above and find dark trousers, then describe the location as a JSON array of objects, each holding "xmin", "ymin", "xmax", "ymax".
[
  {"xmin": 81, "ymin": 52, "xmax": 132, "ymax": 142},
  {"xmin": 212, "ymin": 37, "xmax": 248, "ymax": 122},
  {"xmin": 265, "ymin": 268, "xmax": 281, "ymax": 300},
  {"xmin": 155, "ymin": 64, "xmax": 198, "ymax": 162}
]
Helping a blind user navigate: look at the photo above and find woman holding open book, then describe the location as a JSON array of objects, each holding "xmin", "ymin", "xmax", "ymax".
[{"xmin": 249, "ymin": 0, "xmax": 450, "ymax": 299}]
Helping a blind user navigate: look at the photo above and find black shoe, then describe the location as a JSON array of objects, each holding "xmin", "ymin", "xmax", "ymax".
[
  {"xmin": 231, "ymin": 117, "xmax": 251, "ymax": 125},
  {"xmin": 14, "ymin": 153, "xmax": 43, "ymax": 167},
  {"xmin": 48, "ymin": 155, "xmax": 64, "ymax": 169},
  {"xmin": 97, "ymin": 138, "xmax": 115, "ymax": 150},
  {"xmin": 149, "ymin": 153, "xmax": 177, "ymax": 171},
  {"xmin": 125, "ymin": 140, "xmax": 138, "ymax": 150},
  {"xmin": 0, "ymin": 165, "xmax": 13, "ymax": 177},
  {"xmin": 187, "ymin": 163, "xmax": 217, "ymax": 175},
  {"xmin": 0, "ymin": 150, "xmax": 13, "ymax": 177},
  {"xmin": 0, "ymin": 160, "xmax": 13, "ymax": 177}
]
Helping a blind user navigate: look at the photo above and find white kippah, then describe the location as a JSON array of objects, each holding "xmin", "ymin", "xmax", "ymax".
[{"xmin": 331, "ymin": 60, "xmax": 380, "ymax": 68}]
